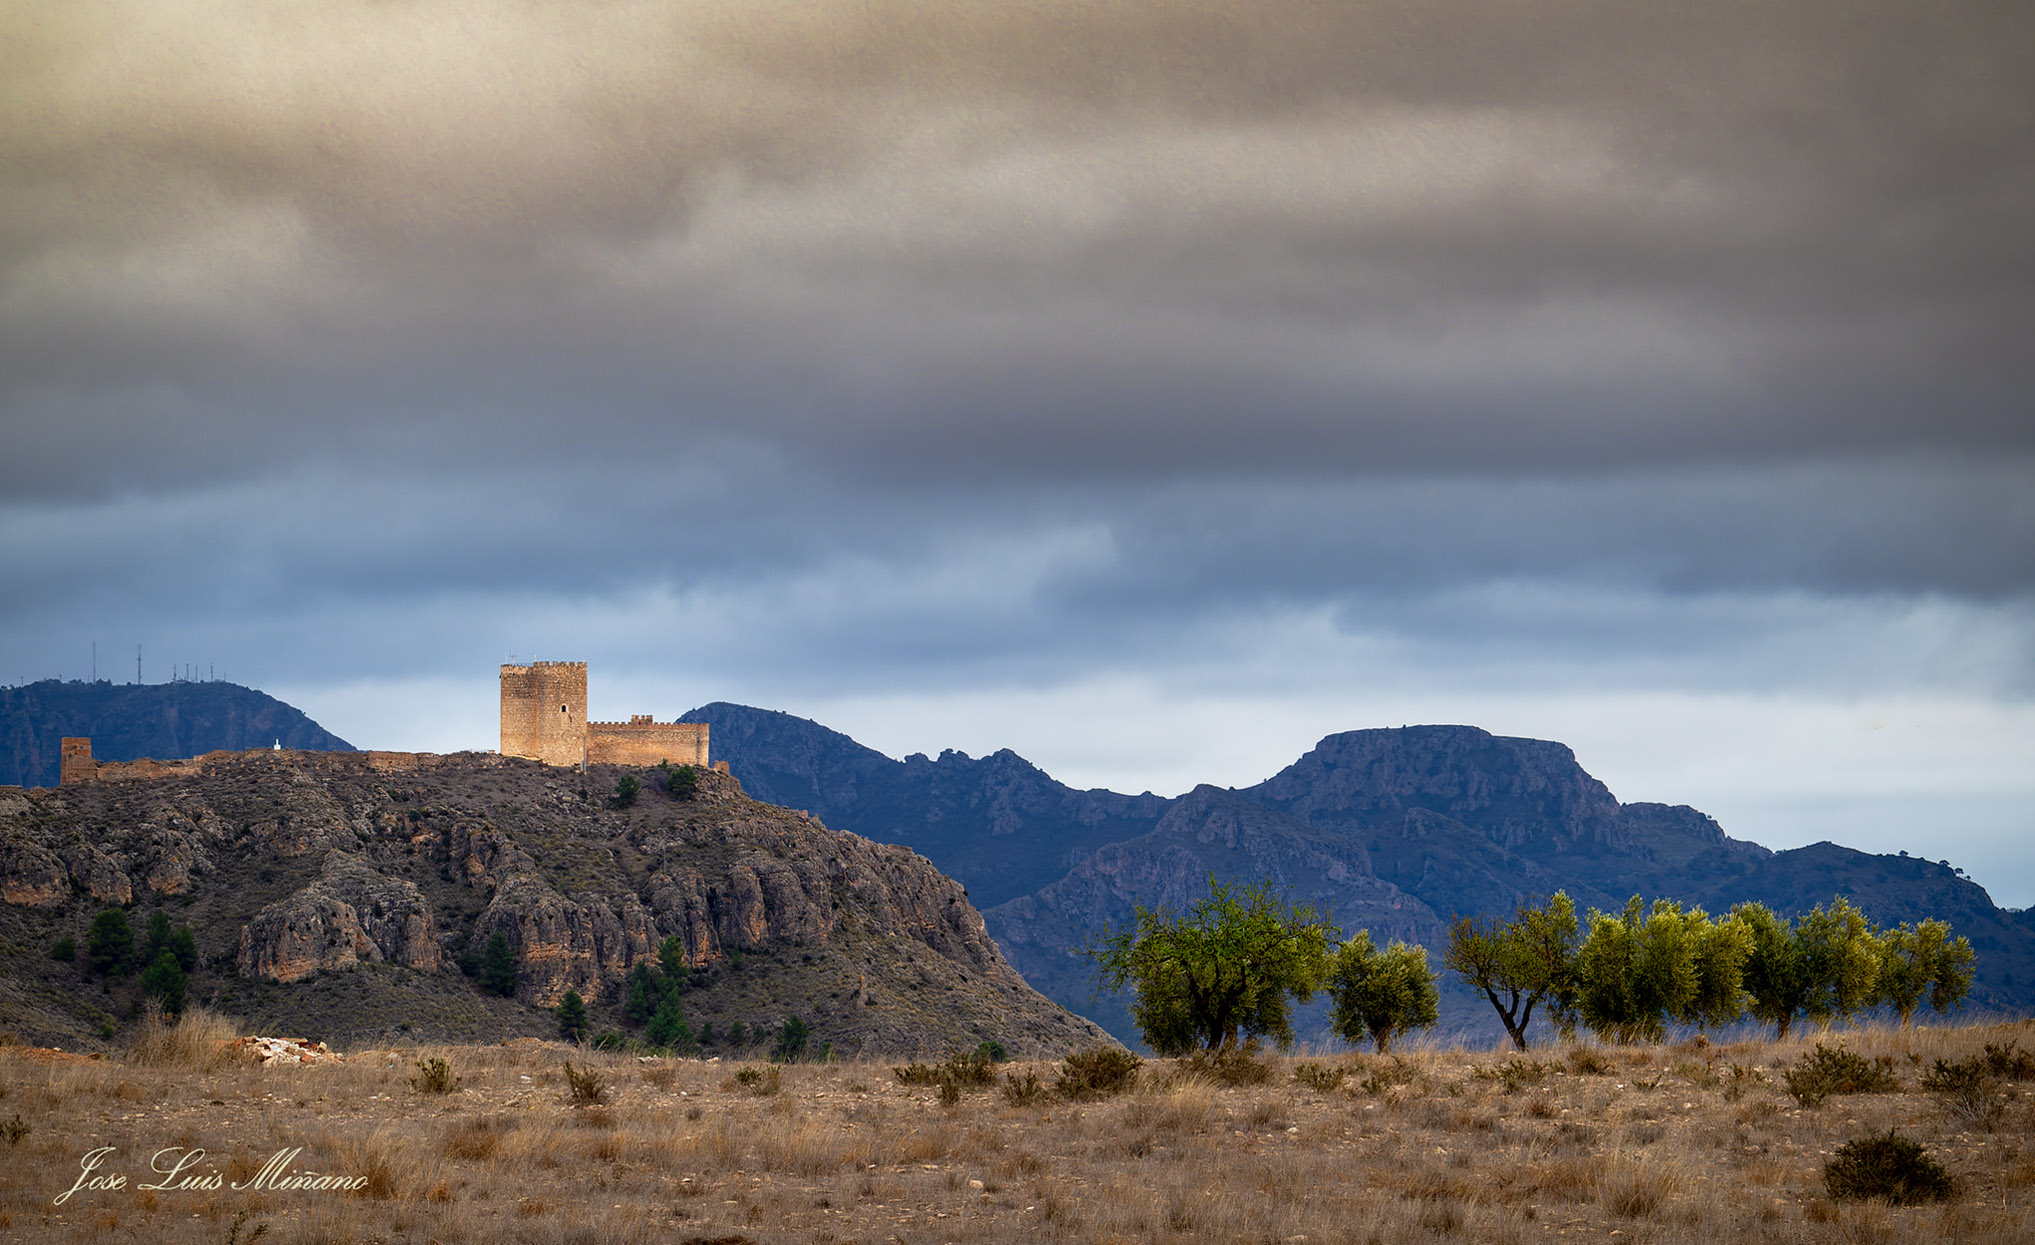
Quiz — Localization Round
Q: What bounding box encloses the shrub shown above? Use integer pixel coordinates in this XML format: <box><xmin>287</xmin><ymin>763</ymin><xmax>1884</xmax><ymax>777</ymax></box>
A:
<box><xmin>125</xmin><ymin>1005</ymin><xmax>239</xmax><ymax>1071</ymax></box>
<box><xmin>2</xmin><ymin>1114</ymin><xmax>28</xmax><ymax>1145</ymax></box>
<box><xmin>1921</xmin><ymin>1055</ymin><xmax>2009</xmax><ymax>1130</ymax></box>
<box><xmin>1824</xmin><ymin>1131</ymin><xmax>1956</xmax><ymax>1204</ymax></box>
<box><xmin>1783</xmin><ymin>1044</ymin><xmax>1898</xmax><ymax>1107</ymax></box>
<box><xmin>1474</xmin><ymin>1058</ymin><xmax>1551</xmax><ymax>1094</ymax></box>
<box><xmin>897</xmin><ymin>1047</ymin><xmax>998</xmax><ymax>1097</ymax></box>
<box><xmin>1055</xmin><ymin>1046</ymin><xmax>1143</xmax><ymax>1100</ymax></box>
<box><xmin>614</xmin><ymin>774</ymin><xmax>640</xmax><ymax>807</ymax></box>
<box><xmin>1181</xmin><ymin>1041</ymin><xmax>1273</xmax><ymax>1086</ymax></box>
<box><xmin>1001</xmin><ymin>1068</ymin><xmax>1052</xmax><ymax>1106</ymax></box>
<box><xmin>562</xmin><ymin>1061</ymin><xmax>609</xmax><ymax>1107</ymax></box>
<box><xmin>50</xmin><ymin>936</ymin><xmax>75</xmax><ymax>963</ymax></box>
<box><xmin>1358</xmin><ymin>1056</ymin><xmax>1419</xmax><ymax>1096</ymax></box>
<box><xmin>976</xmin><ymin>1039</ymin><xmax>1007</xmax><ymax>1063</ymax></box>
<box><xmin>1293</xmin><ymin>1062</ymin><xmax>1347</xmax><ymax>1091</ymax></box>
<box><xmin>734</xmin><ymin>1065</ymin><xmax>782</xmax><ymax>1096</ymax></box>
<box><xmin>1980</xmin><ymin>1040</ymin><xmax>2035</xmax><ymax>1081</ymax></box>
<box><xmin>666</xmin><ymin>765</ymin><xmax>698</xmax><ymax>799</ymax></box>
<box><xmin>411</xmin><ymin>1057</ymin><xmax>460</xmax><ymax>1094</ymax></box>
<box><xmin>1567</xmin><ymin>1047</ymin><xmax>1613</xmax><ymax>1076</ymax></box>
<box><xmin>771</xmin><ymin>1015</ymin><xmax>811</xmax><ymax>1063</ymax></box>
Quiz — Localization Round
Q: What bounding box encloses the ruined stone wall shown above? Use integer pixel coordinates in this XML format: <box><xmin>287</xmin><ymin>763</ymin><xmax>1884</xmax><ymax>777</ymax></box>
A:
<box><xmin>499</xmin><ymin>661</ymin><xmax>588</xmax><ymax>766</ymax></box>
<box><xmin>58</xmin><ymin>737</ymin><xmax>95</xmax><ymax>786</ymax></box>
<box><xmin>585</xmin><ymin>720</ymin><xmax>709</xmax><ymax>768</ymax></box>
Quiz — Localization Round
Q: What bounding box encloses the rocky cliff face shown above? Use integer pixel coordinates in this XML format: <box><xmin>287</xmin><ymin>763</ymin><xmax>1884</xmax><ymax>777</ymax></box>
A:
<box><xmin>0</xmin><ymin>750</ymin><xmax>1109</xmax><ymax>1055</ymax></box>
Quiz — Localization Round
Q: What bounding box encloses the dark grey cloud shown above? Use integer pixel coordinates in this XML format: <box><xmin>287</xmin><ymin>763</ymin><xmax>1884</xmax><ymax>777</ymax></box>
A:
<box><xmin>4</xmin><ymin>0</ymin><xmax>2032</xmax><ymax>504</ymax></box>
<box><xmin>3</xmin><ymin>3</ymin><xmax>2032</xmax><ymax>902</ymax></box>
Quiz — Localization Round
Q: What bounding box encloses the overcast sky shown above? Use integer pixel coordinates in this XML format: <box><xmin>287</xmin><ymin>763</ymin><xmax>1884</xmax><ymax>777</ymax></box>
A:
<box><xmin>5</xmin><ymin>1</ymin><xmax>2031</xmax><ymax>903</ymax></box>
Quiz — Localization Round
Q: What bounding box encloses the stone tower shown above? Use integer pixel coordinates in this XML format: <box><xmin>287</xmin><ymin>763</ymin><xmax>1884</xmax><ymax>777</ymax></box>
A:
<box><xmin>499</xmin><ymin>661</ymin><xmax>589</xmax><ymax>766</ymax></box>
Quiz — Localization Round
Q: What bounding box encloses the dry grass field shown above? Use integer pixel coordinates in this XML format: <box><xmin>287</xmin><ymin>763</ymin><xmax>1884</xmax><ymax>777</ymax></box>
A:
<box><xmin>0</xmin><ymin>1012</ymin><xmax>2030</xmax><ymax>1245</ymax></box>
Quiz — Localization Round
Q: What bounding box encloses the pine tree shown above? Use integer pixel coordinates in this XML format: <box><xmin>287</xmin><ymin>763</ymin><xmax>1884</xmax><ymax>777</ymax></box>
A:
<box><xmin>556</xmin><ymin>989</ymin><xmax>589</xmax><ymax>1042</ymax></box>
<box><xmin>478</xmin><ymin>932</ymin><xmax>517</xmax><ymax>997</ymax></box>
<box><xmin>87</xmin><ymin>909</ymin><xmax>134</xmax><ymax>978</ymax></box>
<box><xmin>139</xmin><ymin>950</ymin><xmax>187</xmax><ymax>1014</ymax></box>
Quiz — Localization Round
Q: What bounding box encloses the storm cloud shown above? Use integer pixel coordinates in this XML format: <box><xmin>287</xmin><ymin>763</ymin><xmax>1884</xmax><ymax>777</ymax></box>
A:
<box><xmin>3</xmin><ymin>2</ymin><xmax>2031</xmax><ymax>898</ymax></box>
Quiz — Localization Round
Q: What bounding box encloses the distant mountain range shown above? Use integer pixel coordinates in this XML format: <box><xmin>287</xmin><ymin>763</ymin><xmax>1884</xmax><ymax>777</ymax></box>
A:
<box><xmin>9</xmin><ymin>683</ymin><xmax>2023</xmax><ymax>1048</ymax></box>
<box><xmin>0</xmin><ymin>679</ymin><xmax>355</xmax><ymax>789</ymax></box>
<box><xmin>686</xmin><ymin>703</ymin><xmax>2035</xmax><ymax>1045</ymax></box>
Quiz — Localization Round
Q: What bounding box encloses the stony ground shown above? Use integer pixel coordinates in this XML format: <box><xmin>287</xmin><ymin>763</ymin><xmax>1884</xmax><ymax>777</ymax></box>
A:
<box><xmin>0</xmin><ymin>1016</ymin><xmax>2030</xmax><ymax>1244</ymax></box>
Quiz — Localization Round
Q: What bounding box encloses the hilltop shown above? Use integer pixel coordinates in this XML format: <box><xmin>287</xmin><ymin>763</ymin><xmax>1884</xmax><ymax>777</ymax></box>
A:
<box><xmin>0</xmin><ymin>749</ymin><xmax>1108</xmax><ymax>1056</ymax></box>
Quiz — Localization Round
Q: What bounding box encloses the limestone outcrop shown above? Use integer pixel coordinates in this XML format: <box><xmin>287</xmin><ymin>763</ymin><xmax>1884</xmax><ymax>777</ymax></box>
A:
<box><xmin>0</xmin><ymin>748</ymin><xmax>1108</xmax><ymax>1055</ymax></box>
<box><xmin>237</xmin><ymin>851</ymin><xmax>441</xmax><ymax>982</ymax></box>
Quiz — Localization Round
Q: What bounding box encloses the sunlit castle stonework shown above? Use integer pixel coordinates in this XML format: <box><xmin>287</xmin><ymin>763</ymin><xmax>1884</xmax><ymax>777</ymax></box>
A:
<box><xmin>498</xmin><ymin>661</ymin><xmax>709</xmax><ymax>769</ymax></box>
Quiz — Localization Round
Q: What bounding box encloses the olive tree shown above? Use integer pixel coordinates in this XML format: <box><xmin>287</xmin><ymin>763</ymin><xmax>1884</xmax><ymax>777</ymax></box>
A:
<box><xmin>1734</xmin><ymin>897</ymin><xmax>1882</xmax><ymax>1039</ymax></box>
<box><xmin>1327</xmin><ymin>933</ymin><xmax>1439</xmax><ymax>1053</ymax></box>
<box><xmin>1091</xmin><ymin>876</ymin><xmax>1334</xmax><ymax>1055</ymax></box>
<box><xmin>1876</xmin><ymin>919</ymin><xmax>1976</xmax><ymax>1026</ymax></box>
<box><xmin>1572</xmin><ymin>898</ymin><xmax>1747</xmax><ymax>1043</ymax></box>
<box><xmin>1444</xmin><ymin>893</ymin><xmax>1578</xmax><ymax>1050</ymax></box>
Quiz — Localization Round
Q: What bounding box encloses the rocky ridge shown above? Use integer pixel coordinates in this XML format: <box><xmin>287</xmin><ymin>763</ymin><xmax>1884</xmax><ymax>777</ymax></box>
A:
<box><xmin>0</xmin><ymin>749</ymin><xmax>1109</xmax><ymax>1056</ymax></box>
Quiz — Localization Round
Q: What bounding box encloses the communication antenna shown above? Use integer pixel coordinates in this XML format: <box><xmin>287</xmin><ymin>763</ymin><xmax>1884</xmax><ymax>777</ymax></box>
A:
<box><xmin>91</xmin><ymin>640</ymin><xmax>96</xmax><ymax>682</ymax></box>
<box><xmin>136</xmin><ymin>645</ymin><xmax>142</xmax><ymax>685</ymax></box>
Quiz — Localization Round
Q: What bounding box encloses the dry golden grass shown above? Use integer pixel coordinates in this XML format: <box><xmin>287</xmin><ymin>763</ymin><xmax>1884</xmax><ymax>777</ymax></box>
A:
<box><xmin>0</xmin><ymin>1020</ymin><xmax>2031</xmax><ymax>1242</ymax></box>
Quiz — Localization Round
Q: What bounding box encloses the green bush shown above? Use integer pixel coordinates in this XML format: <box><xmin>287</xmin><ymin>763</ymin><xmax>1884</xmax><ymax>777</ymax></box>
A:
<box><xmin>1001</xmin><ymin>1068</ymin><xmax>1052</xmax><ymax>1106</ymax></box>
<box><xmin>1921</xmin><ymin>1054</ymin><xmax>2009</xmax><ymax>1130</ymax></box>
<box><xmin>562</xmin><ymin>1061</ymin><xmax>609</xmax><ymax>1107</ymax></box>
<box><xmin>410</xmin><ymin>1057</ymin><xmax>460</xmax><ymax>1094</ymax></box>
<box><xmin>666</xmin><ymin>765</ymin><xmax>698</xmax><ymax>799</ymax></box>
<box><xmin>1181</xmin><ymin>1041</ymin><xmax>1273</xmax><ymax>1086</ymax></box>
<box><xmin>734</xmin><ymin>1065</ymin><xmax>782</xmax><ymax>1096</ymax></box>
<box><xmin>1784</xmin><ymin>1043</ymin><xmax>1899</xmax><ymax>1107</ymax></box>
<box><xmin>1823</xmin><ymin>1131</ymin><xmax>1955</xmax><ymax>1204</ymax></box>
<box><xmin>1055</xmin><ymin>1046</ymin><xmax>1142</xmax><ymax>1100</ymax></box>
<box><xmin>613</xmin><ymin>774</ymin><xmax>640</xmax><ymax>807</ymax></box>
<box><xmin>1293</xmin><ymin>1061</ymin><xmax>1347</xmax><ymax>1091</ymax></box>
<box><xmin>895</xmin><ymin>1048</ymin><xmax>997</xmax><ymax>1094</ymax></box>
<box><xmin>1980</xmin><ymin>1040</ymin><xmax>2035</xmax><ymax>1081</ymax></box>
<box><xmin>50</xmin><ymin>936</ymin><xmax>75</xmax><ymax>963</ymax></box>
<box><xmin>771</xmin><ymin>1016</ymin><xmax>811</xmax><ymax>1063</ymax></box>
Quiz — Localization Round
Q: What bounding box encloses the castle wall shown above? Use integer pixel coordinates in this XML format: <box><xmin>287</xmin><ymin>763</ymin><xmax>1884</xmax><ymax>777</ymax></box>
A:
<box><xmin>500</xmin><ymin>662</ymin><xmax>588</xmax><ymax>766</ymax></box>
<box><xmin>585</xmin><ymin>720</ymin><xmax>709</xmax><ymax>768</ymax></box>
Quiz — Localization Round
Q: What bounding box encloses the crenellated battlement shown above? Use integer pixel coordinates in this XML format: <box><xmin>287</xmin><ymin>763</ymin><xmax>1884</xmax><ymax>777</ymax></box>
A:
<box><xmin>500</xmin><ymin>663</ymin><xmax>709</xmax><ymax>769</ymax></box>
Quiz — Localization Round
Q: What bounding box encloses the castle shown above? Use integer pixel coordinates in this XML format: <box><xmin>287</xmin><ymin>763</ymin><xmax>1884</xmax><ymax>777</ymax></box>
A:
<box><xmin>499</xmin><ymin>661</ymin><xmax>710</xmax><ymax>769</ymax></box>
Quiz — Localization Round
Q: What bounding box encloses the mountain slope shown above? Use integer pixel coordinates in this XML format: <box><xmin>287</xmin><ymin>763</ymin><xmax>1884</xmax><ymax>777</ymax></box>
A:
<box><xmin>987</xmin><ymin>725</ymin><xmax>2032</xmax><ymax>1044</ymax></box>
<box><xmin>683</xmin><ymin>702</ymin><xmax>1169</xmax><ymax>907</ymax></box>
<box><xmin>0</xmin><ymin>750</ymin><xmax>1109</xmax><ymax>1056</ymax></box>
<box><xmin>0</xmin><ymin>679</ymin><xmax>354</xmax><ymax>789</ymax></box>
